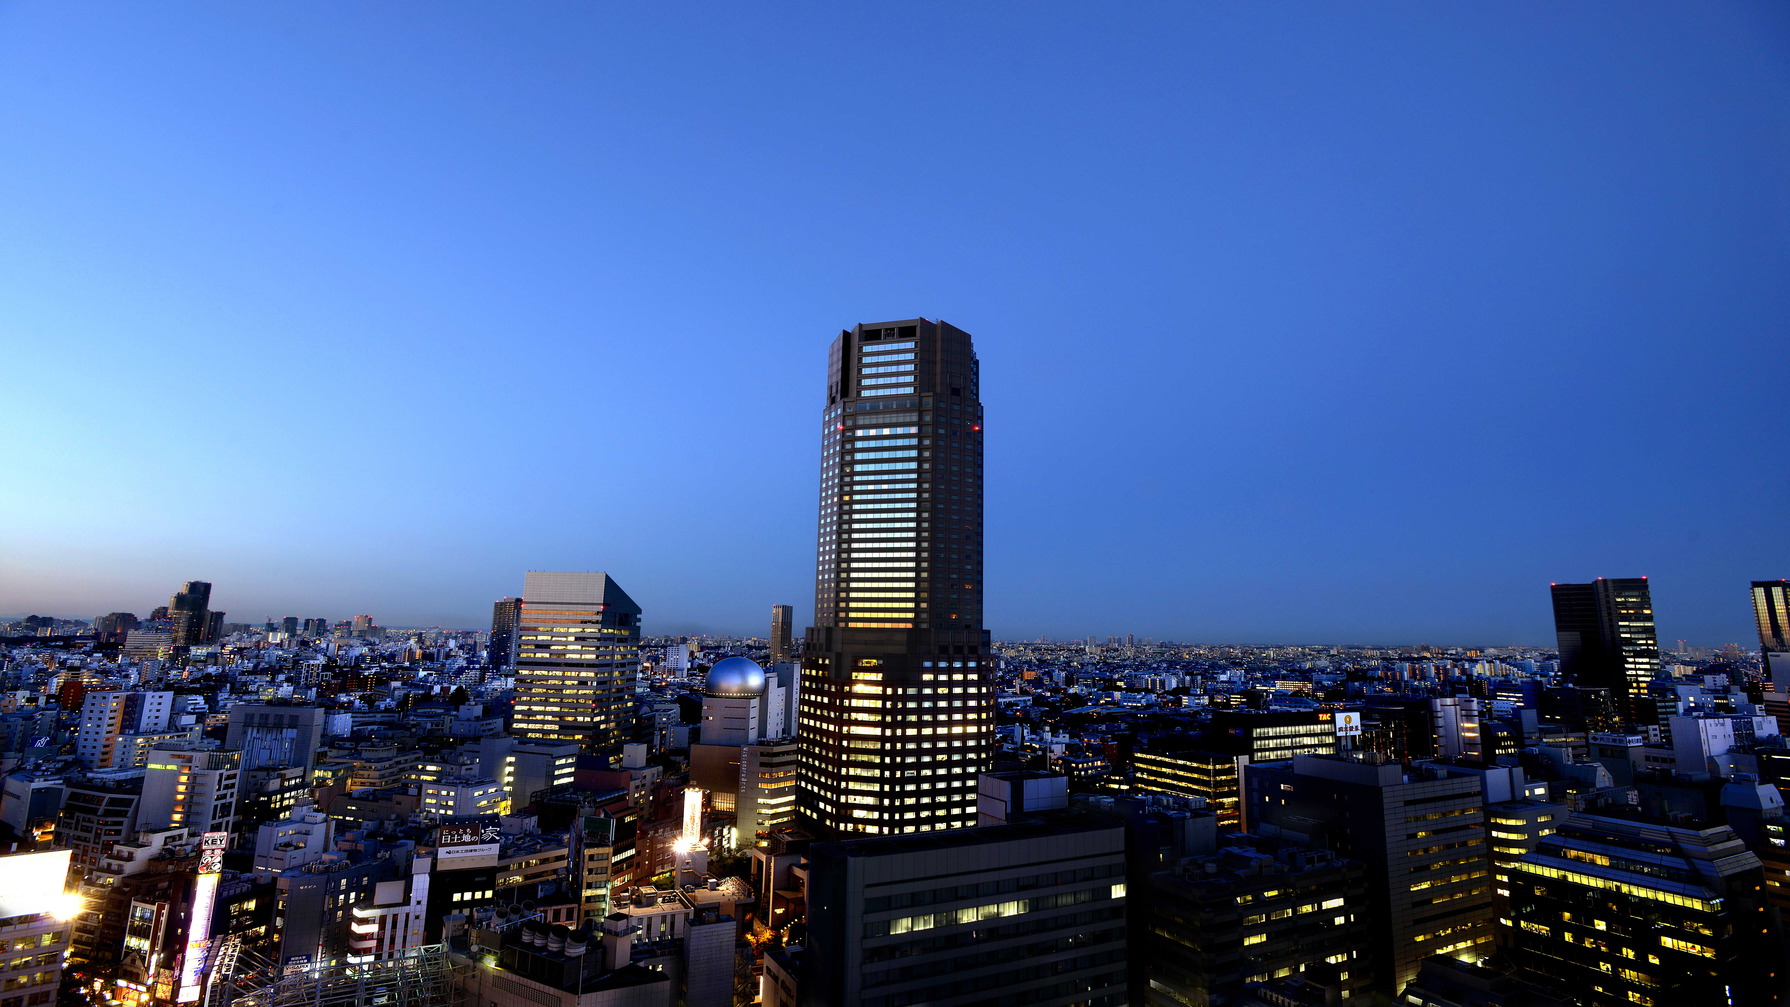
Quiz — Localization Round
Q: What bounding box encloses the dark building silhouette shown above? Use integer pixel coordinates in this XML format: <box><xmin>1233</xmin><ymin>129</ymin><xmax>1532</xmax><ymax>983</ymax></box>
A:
<box><xmin>490</xmin><ymin>596</ymin><xmax>522</xmax><ymax>672</ymax></box>
<box><xmin>94</xmin><ymin>612</ymin><xmax>139</xmax><ymax>644</ymax></box>
<box><xmin>1507</xmin><ymin>810</ymin><xmax>1782</xmax><ymax>1006</ymax></box>
<box><xmin>769</xmin><ymin>603</ymin><xmax>793</xmax><ymax>664</ymax></box>
<box><xmin>167</xmin><ymin>580</ymin><xmax>222</xmax><ymax>647</ymax></box>
<box><xmin>1551</xmin><ymin>578</ymin><xmax>1659</xmax><ymax>725</ymax></box>
<box><xmin>1245</xmin><ymin>755</ymin><xmax>1499</xmax><ymax>995</ymax></box>
<box><xmin>800</xmin><ymin>806</ymin><xmax>1127</xmax><ymax>1006</ymax></box>
<box><xmin>798</xmin><ymin>319</ymin><xmax>990</xmax><ymax>837</ymax></box>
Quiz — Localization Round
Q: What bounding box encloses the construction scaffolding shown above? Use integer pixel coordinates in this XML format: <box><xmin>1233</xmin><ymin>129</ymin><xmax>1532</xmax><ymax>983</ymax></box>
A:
<box><xmin>203</xmin><ymin>941</ymin><xmax>461</xmax><ymax>1007</ymax></box>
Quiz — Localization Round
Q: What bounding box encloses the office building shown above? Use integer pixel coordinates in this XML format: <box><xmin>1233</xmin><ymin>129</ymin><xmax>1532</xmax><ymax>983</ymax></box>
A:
<box><xmin>224</xmin><ymin>702</ymin><xmax>326</xmax><ymax>773</ymax></box>
<box><xmin>490</xmin><ymin>596</ymin><xmax>522</xmax><ymax>673</ymax></box>
<box><xmin>167</xmin><ymin>580</ymin><xmax>221</xmax><ymax>648</ymax></box>
<box><xmin>1134</xmin><ymin>711</ymin><xmax>1339</xmax><ymax>828</ymax></box>
<box><xmin>800</xmin><ymin>803</ymin><xmax>1128</xmax><ymax>1006</ymax></box>
<box><xmin>94</xmin><ymin>612</ymin><xmax>139</xmax><ymax>644</ymax></box>
<box><xmin>511</xmin><ymin>571</ymin><xmax>641</xmax><ymax>754</ymax></box>
<box><xmin>737</xmin><ymin>741</ymin><xmax>799</xmax><ymax>844</ymax></box>
<box><xmin>1507</xmin><ymin>811</ymin><xmax>1780</xmax><ymax>1006</ymax></box>
<box><xmin>418</xmin><ymin>776</ymin><xmax>505</xmax><ymax>819</ymax></box>
<box><xmin>1754</xmin><ymin>580</ymin><xmax>1790</xmax><ymax>654</ymax></box>
<box><xmin>798</xmin><ymin>319</ymin><xmax>992</xmax><ymax>836</ymax></box>
<box><xmin>1551</xmin><ymin>578</ymin><xmax>1661</xmax><ymax>724</ymax></box>
<box><xmin>139</xmin><ymin>743</ymin><xmax>240</xmax><ymax>836</ymax></box>
<box><xmin>770</xmin><ymin>604</ymin><xmax>794</xmax><ymax>663</ymax></box>
<box><xmin>57</xmin><ymin>774</ymin><xmax>142</xmax><ymax>879</ymax></box>
<box><xmin>474</xmin><ymin>738</ymin><xmax>580</xmax><ymax>812</ymax></box>
<box><xmin>76</xmin><ymin>691</ymin><xmax>174</xmax><ymax>769</ymax></box>
<box><xmin>1246</xmin><ymin>754</ymin><xmax>1497</xmax><ymax>994</ymax></box>
<box><xmin>1431</xmin><ymin>695</ymin><xmax>1485</xmax><ymax>761</ymax></box>
<box><xmin>1142</xmin><ymin>840</ymin><xmax>1371</xmax><ymax>1005</ymax></box>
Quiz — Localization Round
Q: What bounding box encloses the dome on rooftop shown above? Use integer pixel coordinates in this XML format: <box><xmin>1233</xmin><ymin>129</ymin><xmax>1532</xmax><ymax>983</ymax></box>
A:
<box><xmin>704</xmin><ymin>656</ymin><xmax>766</xmax><ymax>697</ymax></box>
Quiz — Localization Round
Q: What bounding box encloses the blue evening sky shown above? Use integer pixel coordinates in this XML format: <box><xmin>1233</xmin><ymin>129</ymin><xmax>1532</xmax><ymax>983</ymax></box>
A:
<box><xmin>2</xmin><ymin>3</ymin><xmax>1786</xmax><ymax>645</ymax></box>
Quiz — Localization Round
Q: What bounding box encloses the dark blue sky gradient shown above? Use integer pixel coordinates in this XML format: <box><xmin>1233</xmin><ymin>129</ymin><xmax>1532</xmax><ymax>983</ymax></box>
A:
<box><xmin>2</xmin><ymin>3</ymin><xmax>1786</xmax><ymax>644</ymax></box>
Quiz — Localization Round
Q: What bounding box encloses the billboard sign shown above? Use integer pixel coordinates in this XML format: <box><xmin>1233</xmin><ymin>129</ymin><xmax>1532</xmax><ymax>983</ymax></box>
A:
<box><xmin>198</xmin><ymin>831</ymin><xmax>228</xmax><ymax>873</ymax></box>
<box><xmin>1335</xmin><ymin>711</ymin><xmax>1362</xmax><ymax>737</ymax></box>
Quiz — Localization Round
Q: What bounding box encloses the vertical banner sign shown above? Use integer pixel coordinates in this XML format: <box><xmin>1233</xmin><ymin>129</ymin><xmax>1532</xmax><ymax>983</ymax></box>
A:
<box><xmin>177</xmin><ymin>832</ymin><xmax>230</xmax><ymax>1003</ymax></box>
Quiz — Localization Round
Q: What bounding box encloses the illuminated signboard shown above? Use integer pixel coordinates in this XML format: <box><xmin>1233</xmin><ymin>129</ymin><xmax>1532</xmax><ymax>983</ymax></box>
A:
<box><xmin>438</xmin><ymin>820</ymin><xmax>499</xmax><ymax>846</ymax></box>
<box><xmin>0</xmin><ymin>849</ymin><xmax>73</xmax><ymax>920</ymax></box>
<box><xmin>437</xmin><ymin>819</ymin><xmax>501</xmax><ymax>863</ymax></box>
<box><xmin>198</xmin><ymin>831</ymin><xmax>228</xmax><ymax>873</ymax></box>
<box><xmin>1335</xmin><ymin>711</ymin><xmax>1362</xmax><ymax>737</ymax></box>
<box><xmin>177</xmin><ymin>833</ymin><xmax>229</xmax><ymax>1003</ymax></box>
<box><xmin>176</xmin><ymin>872</ymin><xmax>218</xmax><ymax>1002</ymax></box>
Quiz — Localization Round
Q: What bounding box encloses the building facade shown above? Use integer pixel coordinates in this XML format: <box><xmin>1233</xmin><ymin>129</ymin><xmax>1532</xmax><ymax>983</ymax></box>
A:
<box><xmin>770</xmin><ymin>605</ymin><xmax>793</xmax><ymax>664</ymax></box>
<box><xmin>801</xmin><ymin>811</ymin><xmax>1127</xmax><ymax>1007</ymax></box>
<box><xmin>1551</xmin><ymin>578</ymin><xmax>1660</xmax><ymax>724</ymax></box>
<box><xmin>1246</xmin><ymin>754</ymin><xmax>1497</xmax><ymax>994</ymax></box>
<box><xmin>798</xmin><ymin>319</ymin><xmax>992</xmax><ymax>837</ymax></box>
<box><xmin>1507</xmin><ymin>811</ymin><xmax>1782</xmax><ymax>1006</ymax></box>
<box><xmin>512</xmin><ymin>572</ymin><xmax>641</xmax><ymax>754</ymax></box>
<box><xmin>1753</xmin><ymin>580</ymin><xmax>1789</xmax><ymax>654</ymax></box>
<box><xmin>491</xmin><ymin>596</ymin><xmax>522</xmax><ymax>673</ymax></box>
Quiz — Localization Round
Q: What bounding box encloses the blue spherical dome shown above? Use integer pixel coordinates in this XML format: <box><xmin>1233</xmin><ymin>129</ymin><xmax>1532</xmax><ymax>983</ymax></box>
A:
<box><xmin>704</xmin><ymin>656</ymin><xmax>767</xmax><ymax>696</ymax></box>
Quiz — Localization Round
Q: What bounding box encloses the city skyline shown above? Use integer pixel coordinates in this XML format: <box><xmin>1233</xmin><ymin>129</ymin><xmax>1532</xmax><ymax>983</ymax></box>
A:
<box><xmin>3</xmin><ymin>5</ymin><xmax>1786</xmax><ymax>645</ymax></box>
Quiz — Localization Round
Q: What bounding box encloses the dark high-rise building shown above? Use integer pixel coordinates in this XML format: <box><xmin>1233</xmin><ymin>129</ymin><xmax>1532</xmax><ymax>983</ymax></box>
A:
<box><xmin>1245</xmin><ymin>755</ymin><xmax>1498</xmax><ymax>995</ymax></box>
<box><xmin>1142</xmin><ymin>840</ymin><xmax>1372</xmax><ymax>1005</ymax></box>
<box><xmin>94</xmin><ymin>612</ymin><xmax>139</xmax><ymax>644</ymax></box>
<box><xmin>1507</xmin><ymin>811</ymin><xmax>1781</xmax><ymax>1006</ymax></box>
<box><xmin>769</xmin><ymin>603</ymin><xmax>793</xmax><ymax>664</ymax></box>
<box><xmin>490</xmin><ymin>596</ymin><xmax>522</xmax><ymax>672</ymax></box>
<box><xmin>1551</xmin><ymin>578</ymin><xmax>1660</xmax><ymax>723</ymax></box>
<box><xmin>1754</xmin><ymin>580</ymin><xmax>1790</xmax><ymax>654</ymax></box>
<box><xmin>798</xmin><ymin>319</ymin><xmax>991</xmax><ymax>837</ymax></box>
<box><xmin>280</xmin><ymin>616</ymin><xmax>299</xmax><ymax>636</ymax></box>
<box><xmin>1133</xmin><ymin>710</ymin><xmax>1340</xmax><ymax>828</ymax></box>
<box><xmin>167</xmin><ymin>580</ymin><xmax>221</xmax><ymax>647</ymax></box>
<box><xmin>512</xmin><ymin>572</ymin><xmax>640</xmax><ymax>753</ymax></box>
<box><xmin>800</xmin><ymin>807</ymin><xmax>1128</xmax><ymax>1006</ymax></box>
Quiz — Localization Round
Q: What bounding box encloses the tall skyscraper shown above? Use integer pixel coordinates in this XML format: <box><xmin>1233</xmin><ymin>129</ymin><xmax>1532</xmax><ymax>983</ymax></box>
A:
<box><xmin>511</xmin><ymin>571</ymin><xmax>641</xmax><ymax>754</ymax></box>
<box><xmin>769</xmin><ymin>603</ymin><xmax>793</xmax><ymax>664</ymax></box>
<box><xmin>167</xmin><ymin>580</ymin><xmax>220</xmax><ymax>647</ymax></box>
<box><xmin>1550</xmin><ymin>577</ymin><xmax>1660</xmax><ymax>722</ymax></box>
<box><xmin>1754</xmin><ymin>580</ymin><xmax>1790</xmax><ymax>654</ymax></box>
<box><xmin>797</xmin><ymin>319</ymin><xmax>991</xmax><ymax>837</ymax></box>
<box><xmin>490</xmin><ymin>596</ymin><xmax>522</xmax><ymax>672</ymax></box>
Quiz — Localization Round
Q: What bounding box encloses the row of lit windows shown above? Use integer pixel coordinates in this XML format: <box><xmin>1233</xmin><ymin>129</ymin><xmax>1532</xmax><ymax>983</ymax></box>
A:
<box><xmin>1511</xmin><ymin>861</ymin><xmax>1719</xmax><ymax>910</ymax></box>
<box><xmin>869</xmin><ymin>885</ymin><xmax>1126</xmax><ymax>937</ymax></box>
